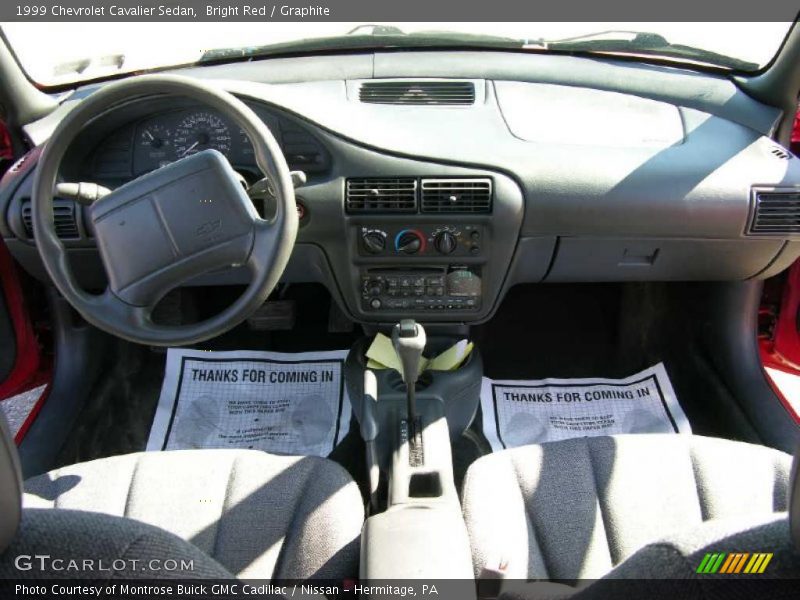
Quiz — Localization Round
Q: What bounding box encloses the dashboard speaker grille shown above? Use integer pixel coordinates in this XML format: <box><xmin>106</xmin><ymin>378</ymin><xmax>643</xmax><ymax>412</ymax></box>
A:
<box><xmin>421</xmin><ymin>178</ymin><xmax>492</xmax><ymax>213</ymax></box>
<box><xmin>346</xmin><ymin>178</ymin><xmax>418</xmax><ymax>213</ymax></box>
<box><xmin>22</xmin><ymin>200</ymin><xmax>80</xmax><ymax>239</ymax></box>
<box><xmin>750</xmin><ymin>190</ymin><xmax>800</xmax><ymax>234</ymax></box>
<box><xmin>359</xmin><ymin>81</ymin><xmax>475</xmax><ymax>105</ymax></box>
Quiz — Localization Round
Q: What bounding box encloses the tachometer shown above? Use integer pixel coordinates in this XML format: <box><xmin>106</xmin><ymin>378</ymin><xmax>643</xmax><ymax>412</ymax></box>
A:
<box><xmin>174</xmin><ymin>112</ymin><xmax>232</xmax><ymax>158</ymax></box>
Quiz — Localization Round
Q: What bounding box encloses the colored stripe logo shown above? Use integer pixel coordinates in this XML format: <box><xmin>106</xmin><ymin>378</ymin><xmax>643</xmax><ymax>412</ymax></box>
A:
<box><xmin>696</xmin><ymin>552</ymin><xmax>773</xmax><ymax>574</ymax></box>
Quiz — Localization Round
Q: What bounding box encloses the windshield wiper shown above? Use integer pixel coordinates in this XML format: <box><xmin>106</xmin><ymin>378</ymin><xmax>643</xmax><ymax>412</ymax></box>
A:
<box><xmin>543</xmin><ymin>30</ymin><xmax>757</xmax><ymax>71</ymax></box>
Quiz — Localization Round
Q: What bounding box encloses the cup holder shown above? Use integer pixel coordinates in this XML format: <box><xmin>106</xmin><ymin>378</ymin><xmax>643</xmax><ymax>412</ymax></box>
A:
<box><xmin>408</xmin><ymin>472</ymin><xmax>443</xmax><ymax>498</ymax></box>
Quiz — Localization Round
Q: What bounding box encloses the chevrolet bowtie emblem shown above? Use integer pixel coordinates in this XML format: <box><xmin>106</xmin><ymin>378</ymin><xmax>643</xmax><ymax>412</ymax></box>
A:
<box><xmin>196</xmin><ymin>219</ymin><xmax>222</xmax><ymax>236</ymax></box>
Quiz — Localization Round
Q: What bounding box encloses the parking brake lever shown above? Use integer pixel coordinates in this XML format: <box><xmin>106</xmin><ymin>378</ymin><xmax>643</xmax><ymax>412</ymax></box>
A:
<box><xmin>391</xmin><ymin>319</ymin><xmax>426</xmax><ymax>464</ymax></box>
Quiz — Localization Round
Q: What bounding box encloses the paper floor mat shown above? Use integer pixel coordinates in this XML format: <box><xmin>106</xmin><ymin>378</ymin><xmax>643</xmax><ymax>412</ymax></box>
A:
<box><xmin>480</xmin><ymin>363</ymin><xmax>690</xmax><ymax>451</ymax></box>
<box><xmin>147</xmin><ymin>348</ymin><xmax>351</xmax><ymax>457</ymax></box>
<box><xmin>0</xmin><ymin>384</ymin><xmax>47</xmax><ymax>442</ymax></box>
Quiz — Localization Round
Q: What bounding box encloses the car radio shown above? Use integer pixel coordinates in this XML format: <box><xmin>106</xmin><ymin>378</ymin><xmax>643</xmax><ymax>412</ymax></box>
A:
<box><xmin>360</xmin><ymin>266</ymin><xmax>482</xmax><ymax>312</ymax></box>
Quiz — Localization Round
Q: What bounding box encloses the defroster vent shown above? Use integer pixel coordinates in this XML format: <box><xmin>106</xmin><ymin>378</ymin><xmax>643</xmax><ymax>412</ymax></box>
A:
<box><xmin>359</xmin><ymin>81</ymin><xmax>475</xmax><ymax>105</ymax></box>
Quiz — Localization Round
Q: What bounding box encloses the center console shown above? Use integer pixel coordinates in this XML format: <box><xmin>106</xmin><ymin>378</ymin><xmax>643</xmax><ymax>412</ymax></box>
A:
<box><xmin>356</xmin><ymin>222</ymin><xmax>485</xmax><ymax>314</ymax></box>
<box><xmin>350</xmin><ymin>322</ymin><xmax>479</xmax><ymax>586</ymax></box>
<box><xmin>339</xmin><ymin>171</ymin><xmax>525</xmax><ymax>324</ymax></box>
<box><xmin>359</xmin><ymin>399</ymin><xmax>476</xmax><ymax>584</ymax></box>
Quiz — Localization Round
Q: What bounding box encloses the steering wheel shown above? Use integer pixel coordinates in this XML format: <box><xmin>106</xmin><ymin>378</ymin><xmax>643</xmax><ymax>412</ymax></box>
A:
<box><xmin>31</xmin><ymin>75</ymin><xmax>298</xmax><ymax>346</ymax></box>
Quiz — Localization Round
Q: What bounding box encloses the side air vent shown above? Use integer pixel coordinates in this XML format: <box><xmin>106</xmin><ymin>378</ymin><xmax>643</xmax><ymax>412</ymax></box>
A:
<box><xmin>750</xmin><ymin>189</ymin><xmax>800</xmax><ymax>234</ymax></box>
<box><xmin>359</xmin><ymin>81</ymin><xmax>475</xmax><ymax>106</ymax></box>
<box><xmin>420</xmin><ymin>178</ymin><xmax>492</xmax><ymax>213</ymax></box>
<box><xmin>21</xmin><ymin>200</ymin><xmax>80</xmax><ymax>239</ymax></box>
<box><xmin>346</xmin><ymin>178</ymin><xmax>418</xmax><ymax>213</ymax></box>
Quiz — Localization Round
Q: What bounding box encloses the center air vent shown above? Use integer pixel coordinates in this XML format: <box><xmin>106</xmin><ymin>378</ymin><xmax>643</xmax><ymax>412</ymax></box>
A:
<box><xmin>346</xmin><ymin>178</ymin><xmax>418</xmax><ymax>213</ymax></box>
<box><xmin>21</xmin><ymin>200</ymin><xmax>80</xmax><ymax>239</ymax></box>
<box><xmin>749</xmin><ymin>189</ymin><xmax>800</xmax><ymax>234</ymax></box>
<box><xmin>359</xmin><ymin>81</ymin><xmax>475</xmax><ymax>106</ymax></box>
<box><xmin>421</xmin><ymin>179</ymin><xmax>492</xmax><ymax>213</ymax></box>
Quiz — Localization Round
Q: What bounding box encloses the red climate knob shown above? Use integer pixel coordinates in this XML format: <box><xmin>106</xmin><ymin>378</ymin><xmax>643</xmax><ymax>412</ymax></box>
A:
<box><xmin>395</xmin><ymin>230</ymin><xmax>425</xmax><ymax>254</ymax></box>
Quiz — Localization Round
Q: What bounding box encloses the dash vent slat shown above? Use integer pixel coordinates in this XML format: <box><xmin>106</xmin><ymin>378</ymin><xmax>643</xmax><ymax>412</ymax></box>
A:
<box><xmin>750</xmin><ymin>190</ymin><xmax>800</xmax><ymax>234</ymax></box>
<box><xmin>359</xmin><ymin>81</ymin><xmax>475</xmax><ymax>106</ymax></box>
<box><xmin>346</xmin><ymin>178</ymin><xmax>418</xmax><ymax>213</ymax></box>
<box><xmin>21</xmin><ymin>200</ymin><xmax>80</xmax><ymax>239</ymax></box>
<box><xmin>420</xmin><ymin>178</ymin><xmax>492</xmax><ymax>213</ymax></box>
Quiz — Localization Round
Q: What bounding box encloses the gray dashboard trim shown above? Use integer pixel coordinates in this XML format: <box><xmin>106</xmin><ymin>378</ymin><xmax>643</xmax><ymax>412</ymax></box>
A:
<box><xmin>205</xmin><ymin>78</ymin><xmax>800</xmax><ymax>242</ymax></box>
<box><xmin>178</xmin><ymin>51</ymin><xmax>780</xmax><ymax>134</ymax></box>
<box><xmin>26</xmin><ymin>75</ymin><xmax>797</xmax><ymax>241</ymax></box>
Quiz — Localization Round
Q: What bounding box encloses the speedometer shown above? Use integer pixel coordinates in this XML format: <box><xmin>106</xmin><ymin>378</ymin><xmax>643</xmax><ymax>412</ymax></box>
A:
<box><xmin>173</xmin><ymin>112</ymin><xmax>232</xmax><ymax>158</ymax></box>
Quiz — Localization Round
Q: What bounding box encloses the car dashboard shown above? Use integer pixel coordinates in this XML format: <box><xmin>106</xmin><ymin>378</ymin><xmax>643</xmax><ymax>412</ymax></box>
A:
<box><xmin>2</xmin><ymin>50</ymin><xmax>800</xmax><ymax>325</ymax></box>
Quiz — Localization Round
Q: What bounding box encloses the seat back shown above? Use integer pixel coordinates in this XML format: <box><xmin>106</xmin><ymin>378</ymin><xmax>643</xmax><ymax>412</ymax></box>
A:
<box><xmin>0</xmin><ymin>413</ymin><xmax>21</xmax><ymax>553</ymax></box>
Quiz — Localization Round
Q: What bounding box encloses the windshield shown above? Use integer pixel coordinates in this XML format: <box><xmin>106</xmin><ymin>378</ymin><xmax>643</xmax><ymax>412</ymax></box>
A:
<box><xmin>1</xmin><ymin>22</ymin><xmax>793</xmax><ymax>87</ymax></box>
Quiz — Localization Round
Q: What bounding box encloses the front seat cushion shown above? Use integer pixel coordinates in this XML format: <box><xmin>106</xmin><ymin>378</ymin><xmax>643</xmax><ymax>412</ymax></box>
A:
<box><xmin>462</xmin><ymin>434</ymin><xmax>792</xmax><ymax>580</ymax></box>
<box><xmin>23</xmin><ymin>449</ymin><xmax>364</xmax><ymax>580</ymax></box>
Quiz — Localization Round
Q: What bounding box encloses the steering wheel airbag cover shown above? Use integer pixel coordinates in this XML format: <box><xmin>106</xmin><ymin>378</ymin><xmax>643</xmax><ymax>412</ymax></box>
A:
<box><xmin>91</xmin><ymin>149</ymin><xmax>256</xmax><ymax>306</ymax></box>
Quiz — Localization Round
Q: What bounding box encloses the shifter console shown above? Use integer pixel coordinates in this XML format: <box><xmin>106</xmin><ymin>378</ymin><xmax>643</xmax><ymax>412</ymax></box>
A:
<box><xmin>391</xmin><ymin>319</ymin><xmax>426</xmax><ymax>466</ymax></box>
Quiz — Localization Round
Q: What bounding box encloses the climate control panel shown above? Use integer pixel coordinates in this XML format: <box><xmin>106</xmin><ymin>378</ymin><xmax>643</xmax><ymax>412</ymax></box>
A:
<box><xmin>358</xmin><ymin>224</ymin><xmax>484</xmax><ymax>257</ymax></box>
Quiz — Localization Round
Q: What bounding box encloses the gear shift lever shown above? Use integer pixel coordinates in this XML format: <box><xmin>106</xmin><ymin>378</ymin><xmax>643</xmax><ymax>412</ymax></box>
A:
<box><xmin>391</xmin><ymin>319</ymin><xmax>426</xmax><ymax>423</ymax></box>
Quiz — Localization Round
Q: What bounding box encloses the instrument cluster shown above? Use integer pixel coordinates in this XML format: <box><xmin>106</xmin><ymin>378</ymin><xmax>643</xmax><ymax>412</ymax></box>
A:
<box><xmin>133</xmin><ymin>110</ymin><xmax>247</xmax><ymax>174</ymax></box>
<box><xmin>90</xmin><ymin>105</ymin><xmax>329</xmax><ymax>181</ymax></box>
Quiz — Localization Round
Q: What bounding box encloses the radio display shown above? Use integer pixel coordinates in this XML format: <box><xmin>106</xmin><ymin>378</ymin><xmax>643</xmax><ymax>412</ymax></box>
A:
<box><xmin>446</xmin><ymin>267</ymin><xmax>481</xmax><ymax>297</ymax></box>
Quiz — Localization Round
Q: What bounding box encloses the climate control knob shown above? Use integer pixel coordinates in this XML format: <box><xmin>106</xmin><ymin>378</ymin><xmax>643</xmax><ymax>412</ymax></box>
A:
<box><xmin>395</xmin><ymin>230</ymin><xmax>424</xmax><ymax>255</ymax></box>
<box><xmin>362</xmin><ymin>231</ymin><xmax>386</xmax><ymax>254</ymax></box>
<box><xmin>434</xmin><ymin>231</ymin><xmax>457</xmax><ymax>255</ymax></box>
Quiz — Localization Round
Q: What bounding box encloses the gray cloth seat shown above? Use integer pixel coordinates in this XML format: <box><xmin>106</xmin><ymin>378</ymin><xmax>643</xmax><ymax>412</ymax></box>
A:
<box><xmin>19</xmin><ymin>449</ymin><xmax>364</xmax><ymax>579</ymax></box>
<box><xmin>497</xmin><ymin>518</ymin><xmax>800</xmax><ymax>600</ymax></box>
<box><xmin>3</xmin><ymin>508</ymin><xmax>235</xmax><ymax>579</ymax></box>
<box><xmin>462</xmin><ymin>434</ymin><xmax>797</xmax><ymax>581</ymax></box>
